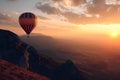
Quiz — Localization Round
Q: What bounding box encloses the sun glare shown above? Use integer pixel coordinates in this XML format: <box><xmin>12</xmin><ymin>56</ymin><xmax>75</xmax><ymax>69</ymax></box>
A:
<box><xmin>110</xmin><ymin>31</ymin><xmax>119</xmax><ymax>38</ymax></box>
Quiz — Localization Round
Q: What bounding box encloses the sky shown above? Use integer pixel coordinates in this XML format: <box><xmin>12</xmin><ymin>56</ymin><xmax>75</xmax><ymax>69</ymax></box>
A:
<box><xmin>0</xmin><ymin>0</ymin><xmax>120</xmax><ymax>39</ymax></box>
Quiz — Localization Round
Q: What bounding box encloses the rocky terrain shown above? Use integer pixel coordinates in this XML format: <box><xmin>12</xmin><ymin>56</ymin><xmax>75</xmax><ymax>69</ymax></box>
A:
<box><xmin>0</xmin><ymin>29</ymin><xmax>85</xmax><ymax>80</ymax></box>
<box><xmin>0</xmin><ymin>60</ymin><xmax>49</xmax><ymax>80</ymax></box>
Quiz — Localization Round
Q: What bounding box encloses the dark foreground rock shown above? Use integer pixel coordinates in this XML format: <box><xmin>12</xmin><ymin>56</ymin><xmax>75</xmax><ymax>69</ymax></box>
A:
<box><xmin>53</xmin><ymin>60</ymin><xmax>85</xmax><ymax>80</ymax></box>
<box><xmin>0</xmin><ymin>29</ymin><xmax>85</xmax><ymax>80</ymax></box>
<box><xmin>0</xmin><ymin>60</ymin><xmax>49</xmax><ymax>80</ymax></box>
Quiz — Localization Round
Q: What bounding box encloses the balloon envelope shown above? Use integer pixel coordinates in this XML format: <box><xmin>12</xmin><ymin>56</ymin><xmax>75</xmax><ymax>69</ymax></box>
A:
<box><xmin>19</xmin><ymin>12</ymin><xmax>37</xmax><ymax>37</ymax></box>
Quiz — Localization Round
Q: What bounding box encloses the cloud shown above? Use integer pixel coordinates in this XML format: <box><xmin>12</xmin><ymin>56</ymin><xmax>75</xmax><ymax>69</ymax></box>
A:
<box><xmin>62</xmin><ymin>12</ymin><xmax>100</xmax><ymax>24</ymax></box>
<box><xmin>87</xmin><ymin>0</ymin><xmax>106</xmax><ymax>14</ymax></box>
<box><xmin>51</xmin><ymin>0</ymin><xmax>86</xmax><ymax>6</ymax></box>
<box><xmin>86</xmin><ymin>0</ymin><xmax>120</xmax><ymax>23</ymax></box>
<box><xmin>36</xmin><ymin>0</ymin><xmax>120</xmax><ymax>24</ymax></box>
<box><xmin>7</xmin><ymin>0</ymin><xmax>16</xmax><ymax>1</ymax></box>
<box><xmin>0</xmin><ymin>13</ymin><xmax>10</xmax><ymax>20</ymax></box>
<box><xmin>36</xmin><ymin>2</ymin><xmax>60</xmax><ymax>15</ymax></box>
<box><xmin>0</xmin><ymin>13</ymin><xmax>17</xmax><ymax>26</ymax></box>
<box><xmin>63</xmin><ymin>0</ymin><xmax>120</xmax><ymax>24</ymax></box>
<box><xmin>39</xmin><ymin>16</ymin><xmax>50</xmax><ymax>20</ymax></box>
<box><xmin>88</xmin><ymin>0</ymin><xmax>120</xmax><ymax>15</ymax></box>
<box><xmin>35</xmin><ymin>0</ymin><xmax>87</xmax><ymax>15</ymax></box>
<box><xmin>71</xmin><ymin>0</ymin><xmax>86</xmax><ymax>6</ymax></box>
<box><xmin>51</xmin><ymin>0</ymin><xmax>60</xmax><ymax>2</ymax></box>
<box><xmin>62</xmin><ymin>12</ymin><xmax>81</xmax><ymax>24</ymax></box>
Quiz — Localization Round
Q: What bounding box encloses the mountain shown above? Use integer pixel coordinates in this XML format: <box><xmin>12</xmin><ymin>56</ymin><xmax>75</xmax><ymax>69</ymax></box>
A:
<box><xmin>0</xmin><ymin>29</ymin><xmax>85</xmax><ymax>80</ymax></box>
<box><xmin>21</xmin><ymin>33</ymin><xmax>57</xmax><ymax>50</ymax></box>
<box><xmin>21</xmin><ymin>34</ymin><xmax>69</xmax><ymax>62</ymax></box>
<box><xmin>53</xmin><ymin>60</ymin><xmax>85</xmax><ymax>80</ymax></box>
<box><xmin>0</xmin><ymin>60</ymin><xmax>49</xmax><ymax>80</ymax></box>
<box><xmin>20</xmin><ymin>34</ymin><xmax>83</xmax><ymax>62</ymax></box>
<box><xmin>0</xmin><ymin>29</ymin><xmax>38</xmax><ymax>69</ymax></box>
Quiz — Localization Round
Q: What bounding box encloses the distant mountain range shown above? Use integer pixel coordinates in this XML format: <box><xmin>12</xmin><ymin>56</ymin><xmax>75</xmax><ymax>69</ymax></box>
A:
<box><xmin>21</xmin><ymin>33</ymin><xmax>57</xmax><ymax>50</ymax></box>
<box><xmin>0</xmin><ymin>29</ymin><xmax>85</xmax><ymax>80</ymax></box>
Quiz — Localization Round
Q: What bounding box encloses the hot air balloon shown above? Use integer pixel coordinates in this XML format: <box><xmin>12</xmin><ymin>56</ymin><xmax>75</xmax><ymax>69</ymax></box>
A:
<box><xmin>19</xmin><ymin>12</ymin><xmax>37</xmax><ymax>38</ymax></box>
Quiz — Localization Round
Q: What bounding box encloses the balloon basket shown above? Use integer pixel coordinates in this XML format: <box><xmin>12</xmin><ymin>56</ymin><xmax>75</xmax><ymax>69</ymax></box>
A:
<box><xmin>27</xmin><ymin>35</ymin><xmax>30</xmax><ymax>38</ymax></box>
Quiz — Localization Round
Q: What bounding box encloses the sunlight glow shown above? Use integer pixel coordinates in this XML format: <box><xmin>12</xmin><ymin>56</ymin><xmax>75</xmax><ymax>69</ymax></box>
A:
<box><xmin>63</xmin><ymin>0</ymin><xmax>72</xmax><ymax>9</ymax></box>
<box><xmin>110</xmin><ymin>31</ymin><xmax>119</xmax><ymax>38</ymax></box>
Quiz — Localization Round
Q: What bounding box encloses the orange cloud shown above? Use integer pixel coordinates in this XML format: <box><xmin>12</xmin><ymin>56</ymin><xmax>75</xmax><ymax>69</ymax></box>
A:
<box><xmin>36</xmin><ymin>0</ymin><xmax>120</xmax><ymax>24</ymax></box>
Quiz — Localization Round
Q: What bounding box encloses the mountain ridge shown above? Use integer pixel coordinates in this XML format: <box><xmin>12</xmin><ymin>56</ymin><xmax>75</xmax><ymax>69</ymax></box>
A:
<box><xmin>0</xmin><ymin>29</ymin><xmax>85</xmax><ymax>80</ymax></box>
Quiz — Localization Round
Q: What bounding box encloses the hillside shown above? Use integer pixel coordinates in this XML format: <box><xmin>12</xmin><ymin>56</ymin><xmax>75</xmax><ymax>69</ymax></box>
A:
<box><xmin>0</xmin><ymin>60</ymin><xmax>49</xmax><ymax>80</ymax></box>
<box><xmin>0</xmin><ymin>29</ymin><xmax>85</xmax><ymax>80</ymax></box>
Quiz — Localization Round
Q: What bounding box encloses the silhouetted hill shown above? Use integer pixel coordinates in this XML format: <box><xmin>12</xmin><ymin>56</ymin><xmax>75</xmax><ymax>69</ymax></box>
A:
<box><xmin>0</xmin><ymin>29</ymin><xmax>85</xmax><ymax>80</ymax></box>
<box><xmin>0</xmin><ymin>60</ymin><xmax>49</xmax><ymax>80</ymax></box>
<box><xmin>0</xmin><ymin>29</ymin><xmax>28</xmax><ymax>68</ymax></box>
<box><xmin>53</xmin><ymin>60</ymin><xmax>85</xmax><ymax>80</ymax></box>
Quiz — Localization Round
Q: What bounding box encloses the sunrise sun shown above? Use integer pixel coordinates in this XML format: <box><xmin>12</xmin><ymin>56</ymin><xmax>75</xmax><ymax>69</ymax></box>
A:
<box><xmin>110</xmin><ymin>31</ymin><xmax>119</xmax><ymax>38</ymax></box>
